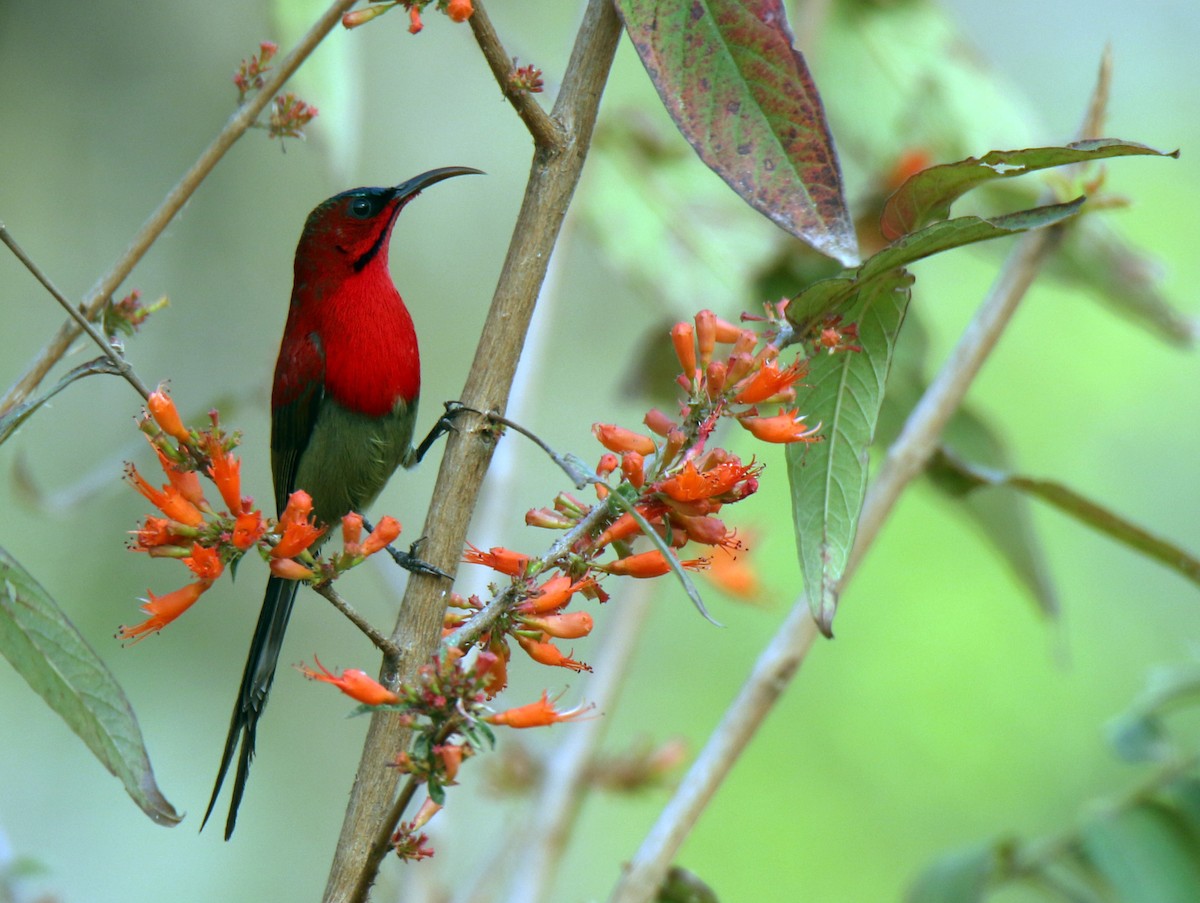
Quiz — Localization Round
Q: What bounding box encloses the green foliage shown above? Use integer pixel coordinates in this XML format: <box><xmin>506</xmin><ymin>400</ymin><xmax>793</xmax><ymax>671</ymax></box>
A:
<box><xmin>0</xmin><ymin>547</ymin><xmax>179</xmax><ymax>825</ymax></box>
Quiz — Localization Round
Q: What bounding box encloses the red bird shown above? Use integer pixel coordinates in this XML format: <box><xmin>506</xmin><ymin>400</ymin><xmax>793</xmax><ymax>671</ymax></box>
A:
<box><xmin>204</xmin><ymin>166</ymin><xmax>480</xmax><ymax>838</ymax></box>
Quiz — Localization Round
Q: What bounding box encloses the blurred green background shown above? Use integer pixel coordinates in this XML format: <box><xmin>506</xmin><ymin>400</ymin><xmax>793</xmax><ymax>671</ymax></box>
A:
<box><xmin>1</xmin><ymin>1</ymin><xmax>1198</xmax><ymax>901</ymax></box>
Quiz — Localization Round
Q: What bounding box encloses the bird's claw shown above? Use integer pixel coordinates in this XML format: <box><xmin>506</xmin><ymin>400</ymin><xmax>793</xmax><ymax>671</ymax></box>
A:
<box><xmin>389</xmin><ymin>537</ymin><xmax>451</xmax><ymax>580</ymax></box>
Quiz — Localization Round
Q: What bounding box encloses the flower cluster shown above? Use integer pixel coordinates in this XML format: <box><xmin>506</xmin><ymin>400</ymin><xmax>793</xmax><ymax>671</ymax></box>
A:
<box><xmin>102</xmin><ymin>290</ymin><xmax>168</xmax><ymax>339</ymax></box>
<box><xmin>119</xmin><ymin>386</ymin><xmax>400</xmax><ymax>642</ymax></box>
<box><xmin>299</xmin><ymin>647</ymin><xmax>589</xmax><ymax>859</ymax></box>
<box><xmin>342</xmin><ymin>0</ymin><xmax>474</xmax><ymax>33</ymax></box>
<box><xmin>233</xmin><ymin>42</ymin><xmax>278</xmax><ymax>103</ymax></box>
<box><xmin>508</xmin><ymin>60</ymin><xmax>544</xmax><ymax>95</ymax></box>
<box><xmin>268</xmin><ymin>93</ymin><xmax>319</xmax><ymax>141</ymax></box>
<box><xmin>445</xmin><ymin>309</ymin><xmax>819</xmax><ymax>679</ymax></box>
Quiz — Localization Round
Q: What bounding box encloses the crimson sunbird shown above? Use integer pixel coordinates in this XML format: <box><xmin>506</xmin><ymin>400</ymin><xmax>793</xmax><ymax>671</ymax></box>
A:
<box><xmin>203</xmin><ymin>166</ymin><xmax>481</xmax><ymax>839</ymax></box>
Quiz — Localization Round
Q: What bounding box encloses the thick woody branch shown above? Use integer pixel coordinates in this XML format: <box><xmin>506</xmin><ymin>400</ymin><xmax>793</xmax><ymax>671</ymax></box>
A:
<box><xmin>322</xmin><ymin>2</ymin><xmax>624</xmax><ymax>901</ymax></box>
<box><xmin>0</xmin><ymin>0</ymin><xmax>359</xmax><ymax>418</ymax></box>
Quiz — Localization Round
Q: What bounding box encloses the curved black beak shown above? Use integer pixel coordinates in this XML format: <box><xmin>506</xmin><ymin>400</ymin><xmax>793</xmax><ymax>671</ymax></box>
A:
<box><xmin>393</xmin><ymin>166</ymin><xmax>484</xmax><ymax>202</ymax></box>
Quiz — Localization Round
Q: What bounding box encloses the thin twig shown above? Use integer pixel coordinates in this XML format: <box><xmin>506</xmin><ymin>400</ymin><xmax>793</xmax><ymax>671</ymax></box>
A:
<box><xmin>0</xmin><ymin>225</ymin><xmax>151</xmax><ymax>401</ymax></box>
<box><xmin>0</xmin><ymin>0</ymin><xmax>359</xmax><ymax>419</ymax></box>
<box><xmin>606</xmin><ymin>53</ymin><xmax>1116</xmax><ymax>903</ymax></box>
<box><xmin>323</xmin><ymin>2</ymin><xmax>624</xmax><ymax>900</ymax></box>
<box><xmin>313</xmin><ymin>582</ymin><xmax>401</xmax><ymax>659</ymax></box>
<box><xmin>505</xmin><ymin>585</ymin><xmax>654</xmax><ymax>903</ymax></box>
<box><xmin>468</xmin><ymin>0</ymin><xmax>563</xmax><ymax>148</ymax></box>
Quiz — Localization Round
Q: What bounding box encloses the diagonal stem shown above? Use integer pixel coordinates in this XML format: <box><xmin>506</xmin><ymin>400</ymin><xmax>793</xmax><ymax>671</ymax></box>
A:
<box><xmin>322</xmin><ymin>2</ymin><xmax>624</xmax><ymax>900</ymax></box>
<box><xmin>0</xmin><ymin>0</ymin><xmax>360</xmax><ymax>418</ymax></box>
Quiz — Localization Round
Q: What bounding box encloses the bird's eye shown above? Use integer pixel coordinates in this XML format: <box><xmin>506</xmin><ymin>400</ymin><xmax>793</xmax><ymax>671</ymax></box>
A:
<box><xmin>349</xmin><ymin>198</ymin><xmax>374</xmax><ymax>219</ymax></box>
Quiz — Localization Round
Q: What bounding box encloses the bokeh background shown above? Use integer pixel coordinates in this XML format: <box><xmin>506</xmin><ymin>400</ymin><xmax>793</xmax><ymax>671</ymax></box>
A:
<box><xmin>1</xmin><ymin>1</ymin><xmax>1198</xmax><ymax>901</ymax></box>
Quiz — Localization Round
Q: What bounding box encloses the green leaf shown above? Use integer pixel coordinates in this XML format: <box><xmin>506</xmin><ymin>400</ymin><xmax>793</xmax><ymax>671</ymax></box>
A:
<box><xmin>0</xmin><ymin>357</ymin><xmax>124</xmax><ymax>447</ymax></box>
<box><xmin>1081</xmin><ymin>803</ymin><xmax>1200</xmax><ymax>903</ymax></box>
<box><xmin>931</xmin><ymin>452</ymin><xmax>1200</xmax><ymax>591</ymax></box>
<box><xmin>656</xmin><ymin>866</ymin><xmax>720</xmax><ymax>903</ymax></box>
<box><xmin>906</xmin><ymin>840</ymin><xmax>1006</xmax><ymax>903</ymax></box>
<box><xmin>1106</xmin><ymin>662</ymin><xmax>1200</xmax><ymax>762</ymax></box>
<box><xmin>880</xmin><ymin>139</ymin><xmax>1177</xmax><ymax>239</ymax></box>
<box><xmin>1157</xmin><ymin>777</ymin><xmax>1200</xmax><ymax>843</ymax></box>
<box><xmin>789</xmin><ymin>270</ymin><xmax>913</xmax><ymax>635</ymax></box>
<box><xmin>0</xmin><ymin>547</ymin><xmax>179</xmax><ymax>825</ymax></box>
<box><xmin>787</xmin><ymin>199</ymin><xmax>1085</xmax><ymax>334</ymax></box>
<box><xmin>613</xmin><ymin>0</ymin><xmax>857</xmax><ymax>264</ymax></box>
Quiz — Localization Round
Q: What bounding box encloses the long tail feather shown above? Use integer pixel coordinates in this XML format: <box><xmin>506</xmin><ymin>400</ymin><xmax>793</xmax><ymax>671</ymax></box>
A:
<box><xmin>202</xmin><ymin>574</ymin><xmax>300</xmax><ymax>839</ymax></box>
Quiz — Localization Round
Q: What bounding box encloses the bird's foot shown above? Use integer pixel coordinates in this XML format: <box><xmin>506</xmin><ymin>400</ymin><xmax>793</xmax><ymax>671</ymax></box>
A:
<box><xmin>362</xmin><ymin>521</ymin><xmax>451</xmax><ymax>579</ymax></box>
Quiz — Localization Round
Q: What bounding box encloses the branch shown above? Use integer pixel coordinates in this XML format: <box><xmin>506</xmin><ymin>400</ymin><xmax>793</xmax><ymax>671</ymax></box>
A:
<box><xmin>468</xmin><ymin>0</ymin><xmax>563</xmax><ymax>148</ymax></box>
<box><xmin>313</xmin><ymin>582</ymin><xmax>401</xmax><ymax>659</ymax></box>
<box><xmin>322</xmin><ymin>2</ymin><xmax>624</xmax><ymax>900</ymax></box>
<box><xmin>0</xmin><ymin>0</ymin><xmax>360</xmax><ymax>418</ymax></box>
<box><xmin>0</xmin><ymin>225</ymin><xmax>151</xmax><ymax>402</ymax></box>
<box><xmin>605</xmin><ymin>52</ymin><xmax>1116</xmax><ymax>903</ymax></box>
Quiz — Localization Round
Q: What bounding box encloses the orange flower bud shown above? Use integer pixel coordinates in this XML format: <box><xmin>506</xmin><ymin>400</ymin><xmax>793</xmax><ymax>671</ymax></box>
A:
<box><xmin>705</xmin><ymin>360</ymin><xmax>727</xmax><ymax>400</ymax></box>
<box><xmin>526</xmin><ymin>507</ymin><xmax>574</xmax><ymax>529</ymax></box>
<box><xmin>671</xmin><ymin>322</ymin><xmax>696</xmax><ymax>378</ymax></box>
<box><xmin>446</xmin><ymin>0</ymin><xmax>473</xmax><ymax>22</ymax></box>
<box><xmin>712</xmin><ymin>315</ymin><xmax>742</xmax><ymax>343</ymax></box>
<box><xmin>520</xmin><ymin>610</ymin><xmax>594</xmax><ymax>639</ymax></box>
<box><xmin>621</xmin><ymin>451</ymin><xmax>645</xmax><ymax>488</ymax></box>
<box><xmin>362</xmin><ymin>516</ymin><xmax>401</xmax><ymax>555</ymax></box>
<box><xmin>593</xmin><ymin>422</ymin><xmax>655</xmax><ymax>456</ymax></box>
<box><xmin>596</xmin><ymin>452</ymin><xmax>619</xmax><ymax>477</ymax></box>
<box><xmin>342</xmin><ymin>6</ymin><xmax>390</xmax><ymax>28</ymax></box>
<box><xmin>147</xmin><ymin>387</ymin><xmax>190</xmax><ymax>443</ymax></box>
<box><xmin>643</xmin><ymin>408</ymin><xmax>677</xmax><ymax>437</ymax></box>
<box><xmin>269</xmin><ymin>558</ymin><xmax>316</xmax><ymax>580</ymax></box>
<box><xmin>300</xmin><ymin>656</ymin><xmax>399</xmax><ymax>705</ymax></box>
<box><xmin>486</xmin><ymin>691</ymin><xmax>594</xmax><ymax>728</ymax></box>
<box><xmin>694</xmin><ymin>310</ymin><xmax>716</xmax><ymax>367</ymax></box>
<box><xmin>408</xmin><ymin>5</ymin><xmax>423</xmax><ymax>33</ymax></box>
<box><xmin>341</xmin><ymin>512</ymin><xmax>364</xmax><ymax>555</ymax></box>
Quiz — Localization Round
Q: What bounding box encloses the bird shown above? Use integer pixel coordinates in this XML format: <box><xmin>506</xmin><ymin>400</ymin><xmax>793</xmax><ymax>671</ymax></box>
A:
<box><xmin>203</xmin><ymin>166</ymin><xmax>481</xmax><ymax>839</ymax></box>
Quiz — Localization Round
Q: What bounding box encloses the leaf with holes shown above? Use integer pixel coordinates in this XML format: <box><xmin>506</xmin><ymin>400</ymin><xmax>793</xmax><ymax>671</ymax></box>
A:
<box><xmin>614</xmin><ymin>0</ymin><xmax>857</xmax><ymax>264</ymax></box>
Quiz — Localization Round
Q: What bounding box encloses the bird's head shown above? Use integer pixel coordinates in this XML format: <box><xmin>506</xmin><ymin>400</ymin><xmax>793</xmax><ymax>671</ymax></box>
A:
<box><xmin>295</xmin><ymin>166</ymin><xmax>482</xmax><ymax>279</ymax></box>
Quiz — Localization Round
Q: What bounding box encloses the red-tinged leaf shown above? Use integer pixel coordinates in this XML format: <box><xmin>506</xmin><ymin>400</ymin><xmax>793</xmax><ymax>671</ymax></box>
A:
<box><xmin>614</xmin><ymin>0</ymin><xmax>858</xmax><ymax>265</ymax></box>
<box><xmin>0</xmin><ymin>547</ymin><xmax>180</xmax><ymax>825</ymax></box>
<box><xmin>880</xmin><ymin>139</ymin><xmax>1177</xmax><ymax>240</ymax></box>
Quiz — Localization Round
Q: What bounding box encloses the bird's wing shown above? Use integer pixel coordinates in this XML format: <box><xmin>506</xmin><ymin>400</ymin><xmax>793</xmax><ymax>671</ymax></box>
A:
<box><xmin>270</xmin><ymin>329</ymin><xmax>326</xmax><ymax>514</ymax></box>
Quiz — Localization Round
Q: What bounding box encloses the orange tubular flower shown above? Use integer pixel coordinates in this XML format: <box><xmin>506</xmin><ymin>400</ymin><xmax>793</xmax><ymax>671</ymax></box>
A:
<box><xmin>516</xmin><ymin>634</ymin><xmax>591</xmax><ymax>672</ymax></box>
<box><xmin>147</xmin><ymin>387</ymin><xmax>190</xmax><ymax>443</ymax></box>
<box><xmin>621</xmin><ymin>451</ymin><xmax>645</xmax><ymax>488</ymax></box>
<box><xmin>520</xmin><ymin>610</ymin><xmax>594</xmax><ymax>639</ymax></box>
<box><xmin>131</xmin><ymin>516</ymin><xmax>188</xmax><ymax>552</ymax></box>
<box><xmin>446</xmin><ymin>0</ymin><xmax>474</xmax><ymax>22</ymax></box>
<box><xmin>738</xmin><ymin>409</ymin><xmax>822</xmax><ymax>444</ymax></box>
<box><xmin>205</xmin><ymin>438</ymin><xmax>244</xmax><ymax>514</ymax></box>
<box><xmin>593</xmin><ymin>423</ymin><xmax>656</xmax><ymax>457</ymax></box>
<box><xmin>231</xmin><ymin>510</ymin><xmax>265</xmax><ymax>550</ymax></box>
<box><xmin>643</xmin><ymin>408</ymin><xmax>677</xmax><ymax>437</ymax></box>
<box><xmin>486</xmin><ymin>691</ymin><xmax>594</xmax><ymax>728</ymax></box>
<box><xmin>184</xmin><ymin>543</ymin><xmax>223</xmax><ymax>581</ymax></box>
<box><xmin>712</xmin><ymin>315</ymin><xmax>742</xmax><ymax>343</ymax></box>
<box><xmin>670</xmin><ymin>321</ymin><xmax>696</xmax><ymax>378</ymax></box>
<box><xmin>126</xmin><ymin>464</ymin><xmax>205</xmax><ymax>527</ymax></box>
<box><xmin>704</xmin><ymin>549</ymin><xmax>762</xmax><ymax>601</ymax></box>
<box><xmin>408</xmin><ymin>5</ymin><xmax>423</xmax><ymax>33</ymax></box>
<box><xmin>152</xmin><ymin>445</ymin><xmax>206</xmax><ymax>508</ymax></box>
<box><xmin>362</xmin><ymin>516</ymin><xmax>401</xmax><ymax>555</ymax></box>
<box><xmin>731</xmin><ymin>359</ymin><xmax>808</xmax><ymax>405</ymax></box>
<box><xmin>694</xmin><ymin>309</ymin><xmax>717</xmax><ymax>367</ymax></box>
<box><xmin>342</xmin><ymin>6</ymin><xmax>389</xmax><ymax>28</ymax></box>
<box><xmin>656</xmin><ymin>458</ymin><xmax>759</xmax><ymax>504</ymax></box>
<box><xmin>300</xmin><ymin>656</ymin><xmax>399</xmax><ymax>705</ymax></box>
<box><xmin>604</xmin><ymin>549</ymin><xmax>707</xmax><ymax>579</ymax></box>
<box><xmin>517</xmin><ymin>574</ymin><xmax>595</xmax><ymax>616</ymax></box>
<box><xmin>272</xmin><ymin>491</ymin><xmax>324</xmax><ymax>557</ymax></box>
<box><xmin>118</xmin><ymin>581</ymin><xmax>209</xmax><ymax>643</ymax></box>
<box><xmin>463</xmin><ymin>543</ymin><xmax>530</xmax><ymax>577</ymax></box>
